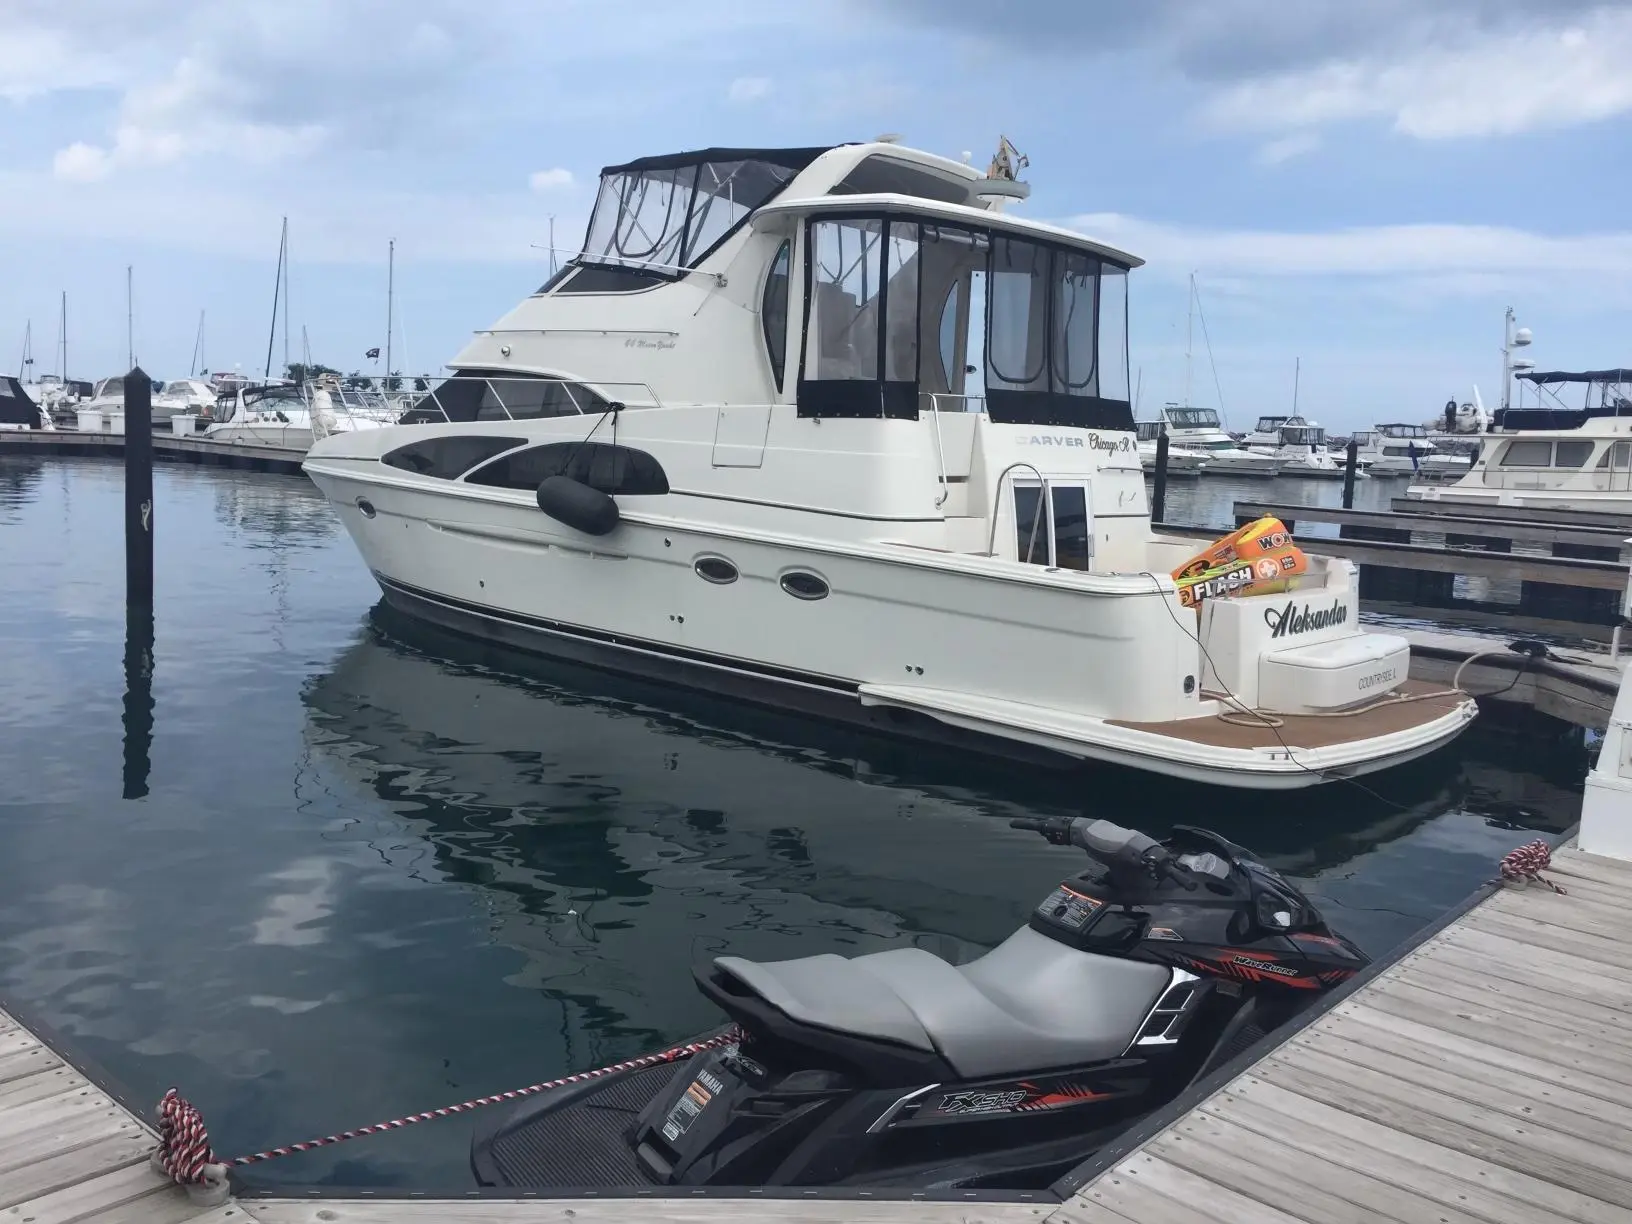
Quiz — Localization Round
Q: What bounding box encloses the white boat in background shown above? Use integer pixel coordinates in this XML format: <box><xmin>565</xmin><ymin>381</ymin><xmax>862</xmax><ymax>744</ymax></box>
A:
<box><xmin>303</xmin><ymin>137</ymin><xmax>1474</xmax><ymax>789</ymax></box>
<box><xmin>1246</xmin><ymin>418</ymin><xmax>1357</xmax><ymax>480</ymax></box>
<box><xmin>1240</xmin><ymin>415</ymin><xmax>1289</xmax><ymax>449</ymax></box>
<box><xmin>1134</xmin><ymin>421</ymin><xmax>1208</xmax><ymax>475</ymax></box>
<box><xmin>1350</xmin><ymin>423</ymin><xmax>1468</xmax><ymax>478</ymax></box>
<box><xmin>154</xmin><ymin>378</ymin><xmax>216</xmax><ymax>420</ymax></box>
<box><xmin>1408</xmin><ymin>368</ymin><xmax>1632</xmax><ymax>510</ymax></box>
<box><xmin>204</xmin><ymin>377</ymin><xmax>393</xmax><ymax>451</ymax></box>
<box><xmin>1157</xmin><ymin>405</ymin><xmax>1279</xmax><ymax>477</ymax></box>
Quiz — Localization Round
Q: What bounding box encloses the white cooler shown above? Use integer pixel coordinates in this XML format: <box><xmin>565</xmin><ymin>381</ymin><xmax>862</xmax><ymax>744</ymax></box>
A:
<box><xmin>1259</xmin><ymin>633</ymin><xmax>1410</xmax><ymax>714</ymax></box>
<box><xmin>171</xmin><ymin>414</ymin><xmax>197</xmax><ymax>437</ymax></box>
<box><xmin>76</xmin><ymin>409</ymin><xmax>103</xmax><ymax>432</ymax></box>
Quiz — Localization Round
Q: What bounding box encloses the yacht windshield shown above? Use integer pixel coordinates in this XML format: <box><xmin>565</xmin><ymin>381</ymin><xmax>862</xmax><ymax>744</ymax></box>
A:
<box><xmin>1379</xmin><ymin>423</ymin><xmax>1427</xmax><ymax>439</ymax></box>
<box><xmin>1164</xmin><ymin>407</ymin><xmax>1220</xmax><ymax>430</ymax></box>
<box><xmin>1254</xmin><ymin>416</ymin><xmax>1287</xmax><ymax>433</ymax></box>
<box><xmin>1282</xmin><ymin>425</ymin><xmax>1325</xmax><ymax>446</ymax></box>
<box><xmin>580</xmin><ymin>146</ymin><xmax>830</xmax><ymax>275</ymax></box>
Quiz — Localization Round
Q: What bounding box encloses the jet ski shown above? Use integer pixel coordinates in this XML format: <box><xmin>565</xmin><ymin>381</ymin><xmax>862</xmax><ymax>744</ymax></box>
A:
<box><xmin>471</xmin><ymin>818</ymin><xmax>1368</xmax><ymax>1190</ymax></box>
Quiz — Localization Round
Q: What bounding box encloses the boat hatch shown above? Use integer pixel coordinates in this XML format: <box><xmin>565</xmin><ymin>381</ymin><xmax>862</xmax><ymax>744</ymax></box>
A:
<box><xmin>797</xmin><ymin>215</ymin><xmax>1132</xmax><ymax>430</ymax></box>
<box><xmin>1012</xmin><ymin>481</ymin><xmax>1093</xmax><ymax>570</ymax></box>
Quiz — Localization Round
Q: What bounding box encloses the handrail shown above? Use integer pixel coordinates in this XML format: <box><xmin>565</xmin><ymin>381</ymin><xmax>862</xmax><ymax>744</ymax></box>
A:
<box><xmin>926</xmin><ymin>393</ymin><xmax>951</xmax><ymax>508</ymax></box>
<box><xmin>985</xmin><ymin>461</ymin><xmax>1051</xmax><ymax>562</ymax></box>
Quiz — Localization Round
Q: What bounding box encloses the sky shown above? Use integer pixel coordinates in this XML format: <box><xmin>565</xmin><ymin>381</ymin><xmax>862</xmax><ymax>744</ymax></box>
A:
<box><xmin>1</xmin><ymin>0</ymin><xmax>1629</xmax><ymax>429</ymax></box>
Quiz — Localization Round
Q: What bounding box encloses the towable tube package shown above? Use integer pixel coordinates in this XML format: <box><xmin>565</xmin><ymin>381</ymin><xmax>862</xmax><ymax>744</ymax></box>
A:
<box><xmin>1172</xmin><ymin>516</ymin><xmax>1309</xmax><ymax>610</ymax></box>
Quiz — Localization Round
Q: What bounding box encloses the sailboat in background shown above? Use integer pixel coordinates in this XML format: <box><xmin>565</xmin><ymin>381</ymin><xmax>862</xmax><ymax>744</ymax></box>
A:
<box><xmin>1154</xmin><ymin>274</ymin><xmax>1279</xmax><ymax>476</ymax></box>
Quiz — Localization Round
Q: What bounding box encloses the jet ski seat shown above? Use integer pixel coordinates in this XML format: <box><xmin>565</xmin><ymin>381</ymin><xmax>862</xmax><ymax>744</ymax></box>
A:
<box><xmin>713</xmin><ymin>926</ymin><xmax>1170</xmax><ymax>1079</ymax></box>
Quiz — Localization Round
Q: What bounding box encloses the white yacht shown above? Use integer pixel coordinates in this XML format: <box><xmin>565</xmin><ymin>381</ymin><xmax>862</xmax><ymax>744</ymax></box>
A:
<box><xmin>154</xmin><ymin>378</ymin><xmax>216</xmax><ymax>421</ymax></box>
<box><xmin>1408</xmin><ymin>368</ymin><xmax>1632</xmax><ymax>510</ymax></box>
<box><xmin>1156</xmin><ymin>405</ymin><xmax>1279</xmax><ymax>477</ymax></box>
<box><xmin>204</xmin><ymin>378</ymin><xmax>392</xmax><ymax>451</ymax></box>
<box><xmin>1247</xmin><ymin>417</ymin><xmax>1354</xmax><ymax>479</ymax></box>
<box><xmin>1350</xmin><ymin>423</ymin><xmax>1467</xmax><ymax>478</ymax></box>
<box><xmin>1240</xmin><ymin>415</ymin><xmax>1289</xmax><ymax>449</ymax></box>
<box><xmin>1133</xmin><ymin>421</ymin><xmax>1208</xmax><ymax>475</ymax></box>
<box><xmin>303</xmin><ymin>140</ymin><xmax>1475</xmax><ymax>789</ymax></box>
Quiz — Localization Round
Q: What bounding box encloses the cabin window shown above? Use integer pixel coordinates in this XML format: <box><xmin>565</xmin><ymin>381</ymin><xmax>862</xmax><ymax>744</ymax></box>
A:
<box><xmin>1165</xmin><ymin>407</ymin><xmax>1220</xmax><ymax>430</ymax></box>
<box><xmin>464</xmin><ymin>442</ymin><xmax>670</xmax><ymax>495</ymax></box>
<box><xmin>989</xmin><ymin>237</ymin><xmax>1049</xmax><ymax>391</ymax></box>
<box><xmin>382</xmin><ymin>436</ymin><xmax>528</xmax><ymax>479</ymax></box>
<box><xmin>1498</xmin><ymin>440</ymin><xmax>1552</xmax><ymax>467</ymax></box>
<box><xmin>808</xmin><ymin>217</ymin><xmax>883</xmax><ymax>384</ymax></box>
<box><xmin>1097</xmin><ymin>266</ymin><xmax>1130</xmax><ymax>401</ymax></box>
<box><xmin>399</xmin><ymin>373</ymin><xmax>609</xmax><ymax>423</ymax></box>
<box><xmin>884</xmin><ymin>221</ymin><xmax>920</xmax><ymax>384</ymax></box>
<box><xmin>761</xmin><ymin>240</ymin><xmax>790</xmax><ymax>389</ymax></box>
<box><xmin>1555</xmin><ymin>441</ymin><xmax>1594</xmax><ymax>468</ymax></box>
<box><xmin>922</xmin><ymin>225</ymin><xmax>989</xmax><ymax>407</ymax></box>
<box><xmin>1012</xmin><ymin>483</ymin><xmax>1093</xmax><ymax>569</ymax></box>
<box><xmin>829</xmin><ymin>156</ymin><xmax>971</xmax><ymax>204</ymax></box>
<box><xmin>1596</xmin><ymin>442</ymin><xmax>1632</xmax><ymax>468</ymax></box>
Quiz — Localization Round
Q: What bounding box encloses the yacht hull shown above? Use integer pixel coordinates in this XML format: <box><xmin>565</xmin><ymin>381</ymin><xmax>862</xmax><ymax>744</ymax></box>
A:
<box><xmin>357</xmin><ymin>559</ymin><xmax>1473</xmax><ymax>793</ymax></box>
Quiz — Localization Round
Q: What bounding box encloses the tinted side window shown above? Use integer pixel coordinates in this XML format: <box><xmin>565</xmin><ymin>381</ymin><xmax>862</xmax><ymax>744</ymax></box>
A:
<box><xmin>465</xmin><ymin>442</ymin><xmax>670</xmax><ymax>495</ymax></box>
<box><xmin>399</xmin><ymin>373</ymin><xmax>608</xmax><ymax>424</ymax></box>
<box><xmin>382</xmin><ymin>436</ymin><xmax>527</xmax><ymax>479</ymax></box>
<box><xmin>761</xmin><ymin>240</ymin><xmax>790</xmax><ymax>390</ymax></box>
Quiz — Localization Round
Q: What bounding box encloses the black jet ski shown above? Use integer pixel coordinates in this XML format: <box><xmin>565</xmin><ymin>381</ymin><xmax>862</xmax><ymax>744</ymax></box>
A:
<box><xmin>471</xmin><ymin>818</ymin><xmax>1368</xmax><ymax>1190</ymax></box>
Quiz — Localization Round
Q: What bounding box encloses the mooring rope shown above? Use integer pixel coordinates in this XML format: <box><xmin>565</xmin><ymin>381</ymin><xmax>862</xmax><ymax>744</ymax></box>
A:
<box><xmin>1497</xmin><ymin>839</ymin><xmax>1566</xmax><ymax>894</ymax></box>
<box><xmin>152</xmin><ymin>1029</ymin><xmax>738</xmax><ymax>1189</ymax></box>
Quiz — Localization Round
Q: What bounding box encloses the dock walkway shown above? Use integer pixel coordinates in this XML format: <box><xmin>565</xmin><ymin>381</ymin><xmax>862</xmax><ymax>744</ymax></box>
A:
<box><xmin>7</xmin><ymin>847</ymin><xmax>1632</xmax><ymax>1223</ymax></box>
<box><xmin>1064</xmin><ymin>843</ymin><xmax>1632</xmax><ymax>1224</ymax></box>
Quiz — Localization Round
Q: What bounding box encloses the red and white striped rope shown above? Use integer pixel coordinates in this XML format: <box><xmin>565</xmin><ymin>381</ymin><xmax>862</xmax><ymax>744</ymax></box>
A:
<box><xmin>153</xmin><ymin>1030</ymin><xmax>738</xmax><ymax>1183</ymax></box>
<box><xmin>1498</xmin><ymin>839</ymin><xmax>1566</xmax><ymax>894</ymax></box>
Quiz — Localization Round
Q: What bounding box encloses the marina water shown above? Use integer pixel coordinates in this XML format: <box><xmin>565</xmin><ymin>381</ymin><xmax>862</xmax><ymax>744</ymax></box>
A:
<box><xmin>0</xmin><ymin>455</ymin><xmax>1587</xmax><ymax>1189</ymax></box>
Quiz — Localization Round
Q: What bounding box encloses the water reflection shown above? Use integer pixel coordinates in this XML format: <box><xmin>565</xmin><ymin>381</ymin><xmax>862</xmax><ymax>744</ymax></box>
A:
<box><xmin>121</xmin><ymin>605</ymin><xmax>154</xmax><ymax>799</ymax></box>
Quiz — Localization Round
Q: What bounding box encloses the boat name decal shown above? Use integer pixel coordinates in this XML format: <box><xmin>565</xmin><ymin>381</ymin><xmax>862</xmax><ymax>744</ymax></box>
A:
<box><xmin>623</xmin><ymin>336</ymin><xmax>677</xmax><ymax>350</ymax></box>
<box><xmin>1358</xmin><ymin>668</ymin><xmax>1399</xmax><ymax>691</ymax></box>
<box><xmin>1013</xmin><ymin>432</ymin><xmax>1136</xmax><ymax>454</ymax></box>
<box><xmin>1264</xmin><ymin>599</ymin><xmax>1348</xmax><ymax>638</ymax></box>
<box><xmin>1016</xmin><ymin>434</ymin><xmax>1085</xmax><ymax>448</ymax></box>
<box><xmin>1231</xmin><ymin>955</ymin><xmax>1300</xmax><ymax>977</ymax></box>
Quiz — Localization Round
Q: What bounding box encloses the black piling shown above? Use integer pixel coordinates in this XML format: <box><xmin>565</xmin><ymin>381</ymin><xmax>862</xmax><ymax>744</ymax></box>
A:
<box><xmin>1151</xmin><ymin>432</ymin><xmax>1170</xmax><ymax>522</ymax></box>
<box><xmin>125</xmin><ymin>367</ymin><xmax>154</xmax><ymax>605</ymax></box>
<box><xmin>1342</xmin><ymin>439</ymin><xmax>1359</xmax><ymax>510</ymax></box>
<box><xmin>122</xmin><ymin>367</ymin><xmax>154</xmax><ymax>798</ymax></box>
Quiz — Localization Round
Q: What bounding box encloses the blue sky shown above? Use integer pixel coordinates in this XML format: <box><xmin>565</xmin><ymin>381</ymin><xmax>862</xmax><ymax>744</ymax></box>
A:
<box><xmin>1</xmin><ymin>0</ymin><xmax>1628</xmax><ymax>429</ymax></box>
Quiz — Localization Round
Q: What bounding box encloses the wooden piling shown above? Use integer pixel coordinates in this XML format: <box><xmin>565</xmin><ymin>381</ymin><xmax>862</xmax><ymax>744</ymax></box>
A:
<box><xmin>1151</xmin><ymin>432</ymin><xmax>1169</xmax><ymax>523</ymax></box>
<box><xmin>124</xmin><ymin>368</ymin><xmax>154</xmax><ymax>606</ymax></box>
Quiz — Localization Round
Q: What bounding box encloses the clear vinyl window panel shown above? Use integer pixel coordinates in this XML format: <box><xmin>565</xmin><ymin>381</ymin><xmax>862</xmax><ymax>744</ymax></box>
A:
<box><xmin>806</xmin><ymin>219</ymin><xmax>884</xmax><ymax>382</ymax></box>
<box><xmin>761</xmin><ymin>240</ymin><xmax>791</xmax><ymax>389</ymax></box>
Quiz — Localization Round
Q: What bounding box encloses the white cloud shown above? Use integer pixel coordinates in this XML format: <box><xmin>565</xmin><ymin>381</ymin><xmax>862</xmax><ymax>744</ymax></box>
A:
<box><xmin>727</xmin><ymin>75</ymin><xmax>772</xmax><ymax>103</ymax></box>
<box><xmin>1208</xmin><ymin>7</ymin><xmax>1632</xmax><ymax>139</ymax></box>
<box><xmin>52</xmin><ymin>141</ymin><xmax>112</xmax><ymax>182</ymax></box>
<box><xmin>1254</xmin><ymin>132</ymin><xmax>1320</xmax><ymax>165</ymax></box>
<box><xmin>1069</xmin><ymin>212</ymin><xmax>1632</xmax><ymax>303</ymax></box>
<box><xmin>528</xmin><ymin>167</ymin><xmax>575</xmax><ymax>192</ymax></box>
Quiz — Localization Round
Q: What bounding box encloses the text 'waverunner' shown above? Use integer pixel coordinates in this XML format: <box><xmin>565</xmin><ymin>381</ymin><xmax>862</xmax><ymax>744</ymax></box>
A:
<box><xmin>471</xmin><ymin>818</ymin><xmax>1368</xmax><ymax>1191</ymax></box>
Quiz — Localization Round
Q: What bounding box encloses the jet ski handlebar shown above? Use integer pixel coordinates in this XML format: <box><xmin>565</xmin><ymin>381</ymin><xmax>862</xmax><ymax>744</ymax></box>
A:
<box><xmin>1009</xmin><ymin>817</ymin><xmax>1198</xmax><ymax>889</ymax></box>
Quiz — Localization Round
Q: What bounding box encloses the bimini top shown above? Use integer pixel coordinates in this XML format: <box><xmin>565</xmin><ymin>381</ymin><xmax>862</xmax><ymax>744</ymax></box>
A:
<box><xmin>1517</xmin><ymin>369</ymin><xmax>1632</xmax><ymax>385</ymax></box>
<box><xmin>599</xmin><ymin>146</ymin><xmax>837</xmax><ymax>177</ymax></box>
<box><xmin>751</xmin><ymin>192</ymin><xmax>1144</xmax><ymax>269</ymax></box>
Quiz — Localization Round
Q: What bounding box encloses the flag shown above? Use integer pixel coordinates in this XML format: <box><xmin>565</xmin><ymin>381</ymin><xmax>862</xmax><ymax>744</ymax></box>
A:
<box><xmin>365</xmin><ymin>347</ymin><xmax>381</xmax><ymax>359</ymax></box>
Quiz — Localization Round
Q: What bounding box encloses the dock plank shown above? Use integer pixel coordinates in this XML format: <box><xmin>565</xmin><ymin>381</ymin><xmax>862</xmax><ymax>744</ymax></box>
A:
<box><xmin>1064</xmin><ymin>846</ymin><xmax>1632</xmax><ymax>1223</ymax></box>
<box><xmin>241</xmin><ymin>1203</ymin><xmax>1049</xmax><ymax>1224</ymax></box>
<box><xmin>10</xmin><ymin>1159</ymin><xmax>189</xmax><ymax>1224</ymax></box>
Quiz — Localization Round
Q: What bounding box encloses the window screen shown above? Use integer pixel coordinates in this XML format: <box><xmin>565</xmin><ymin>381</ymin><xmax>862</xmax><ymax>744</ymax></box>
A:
<box><xmin>1555</xmin><ymin>440</ymin><xmax>1594</xmax><ymax>468</ymax></box>
<box><xmin>464</xmin><ymin>442</ymin><xmax>670</xmax><ymax>495</ymax></box>
<box><xmin>807</xmin><ymin>218</ymin><xmax>883</xmax><ymax>381</ymax></box>
<box><xmin>382</xmin><ymin>436</ymin><xmax>527</xmax><ymax>479</ymax></box>
<box><xmin>1499</xmin><ymin>440</ymin><xmax>1552</xmax><ymax>467</ymax></box>
<box><xmin>883</xmin><ymin>221</ymin><xmax>920</xmax><ymax>384</ymax></box>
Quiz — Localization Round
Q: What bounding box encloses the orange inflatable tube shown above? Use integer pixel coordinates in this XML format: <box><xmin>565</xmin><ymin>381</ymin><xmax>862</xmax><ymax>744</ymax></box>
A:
<box><xmin>1172</xmin><ymin>516</ymin><xmax>1309</xmax><ymax>609</ymax></box>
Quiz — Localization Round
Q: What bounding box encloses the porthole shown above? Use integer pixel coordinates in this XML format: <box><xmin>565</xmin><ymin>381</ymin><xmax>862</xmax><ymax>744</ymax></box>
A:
<box><xmin>355</xmin><ymin>497</ymin><xmax>376</xmax><ymax>519</ymax></box>
<box><xmin>694</xmin><ymin>556</ymin><xmax>739</xmax><ymax>585</ymax></box>
<box><xmin>779</xmin><ymin>570</ymin><xmax>830</xmax><ymax>601</ymax></box>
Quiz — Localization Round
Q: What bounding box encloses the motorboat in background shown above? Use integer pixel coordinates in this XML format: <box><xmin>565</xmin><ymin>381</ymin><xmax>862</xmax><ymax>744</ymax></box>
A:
<box><xmin>1156</xmin><ymin>404</ymin><xmax>1279</xmax><ymax>476</ymax></box>
<box><xmin>1246</xmin><ymin>417</ymin><xmax>1356</xmax><ymax>480</ymax></box>
<box><xmin>204</xmin><ymin>376</ymin><xmax>395</xmax><ymax>451</ymax></box>
<box><xmin>1240</xmin><ymin>414</ymin><xmax>1289</xmax><ymax>449</ymax></box>
<box><xmin>1408</xmin><ymin>368</ymin><xmax>1632</xmax><ymax>510</ymax></box>
<box><xmin>1350</xmin><ymin>423</ymin><xmax>1468</xmax><ymax>478</ymax></box>
<box><xmin>304</xmin><ymin>137</ymin><xmax>1474</xmax><ymax>789</ymax></box>
<box><xmin>0</xmin><ymin>376</ymin><xmax>49</xmax><ymax>430</ymax></box>
<box><xmin>1134</xmin><ymin>420</ymin><xmax>1209</xmax><ymax>476</ymax></box>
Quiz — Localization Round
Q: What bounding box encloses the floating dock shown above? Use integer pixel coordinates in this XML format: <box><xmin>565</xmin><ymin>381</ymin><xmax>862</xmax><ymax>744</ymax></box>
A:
<box><xmin>5</xmin><ymin>844</ymin><xmax>1630</xmax><ymax>1223</ymax></box>
<box><xmin>0</xmin><ymin>429</ymin><xmax>304</xmax><ymax>475</ymax></box>
<box><xmin>1063</xmin><ymin>843</ymin><xmax>1632</xmax><ymax>1224</ymax></box>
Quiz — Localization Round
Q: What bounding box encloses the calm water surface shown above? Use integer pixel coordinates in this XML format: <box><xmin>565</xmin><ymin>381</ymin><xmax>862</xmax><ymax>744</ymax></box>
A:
<box><xmin>0</xmin><ymin>457</ymin><xmax>1586</xmax><ymax>1189</ymax></box>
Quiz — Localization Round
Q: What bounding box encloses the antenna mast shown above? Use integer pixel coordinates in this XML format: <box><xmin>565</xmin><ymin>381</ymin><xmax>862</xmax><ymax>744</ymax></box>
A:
<box><xmin>190</xmin><ymin>311</ymin><xmax>206</xmax><ymax>377</ymax></box>
<box><xmin>1293</xmin><ymin>357</ymin><xmax>1301</xmax><ymax>415</ymax></box>
<box><xmin>59</xmin><ymin>291</ymin><xmax>67</xmax><ymax>383</ymax></box>
<box><xmin>126</xmin><ymin>265</ymin><xmax>134</xmax><ymax>369</ymax></box>
<box><xmin>385</xmin><ymin>238</ymin><xmax>395</xmax><ymax>384</ymax></box>
<box><xmin>265</xmin><ymin>218</ymin><xmax>287</xmax><ymax>380</ymax></box>
<box><xmin>18</xmin><ymin>320</ymin><xmax>30</xmax><ymax>380</ymax></box>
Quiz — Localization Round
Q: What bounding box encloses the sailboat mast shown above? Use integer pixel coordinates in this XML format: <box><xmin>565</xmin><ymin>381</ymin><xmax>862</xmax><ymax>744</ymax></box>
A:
<box><xmin>60</xmin><ymin>291</ymin><xmax>67</xmax><ymax>383</ymax></box>
<box><xmin>1184</xmin><ymin>272</ymin><xmax>1194</xmax><ymax>408</ymax></box>
<box><xmin>265</xmin><ymin>218</ymin><xmax>287</xmax><ymax>380</ymax></box>
<box><xmin>283</xmin><ymin>221</ymin><xmax>291</xmax><ymax>375</ymax></box>
<box><xmin>1293</xmin><ymin>357</ymin><xmax>1301</xmax><ymax>415</ymax></box>
<box><xmin>190</xmin><ymin>310</ymin><xmax>206</xmax><ymax>377</ymax></box>
<box><xmin>126</xmin><ymin>265</ymin><xmax>134</xmax><ymax>369</ymax></box>
<box><xmin>385</xmin><ymin>238</ymin><xmax>395</xmax><ymax>383</ymax></box>
<box><xmin>18</xmin><ymin>320</ymin><xmax>30</xmax><ymax>379</ymax></box>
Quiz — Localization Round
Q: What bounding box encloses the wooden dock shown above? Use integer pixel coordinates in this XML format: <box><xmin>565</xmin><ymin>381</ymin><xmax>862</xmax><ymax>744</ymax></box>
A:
<box><xmin>1062</xmin><ymin>843</ymin><xmax>1632</xmax><ymax>1224</ymax></box>
<box><xmin>8</xmin><ymin>846</ymin><xmax>1632</xmax><ymax>1222</ymax></box>
<box><xmin>0</xmin><ymin>429</ymin><xmax>305</xmax><ymax>475</ymax></box>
